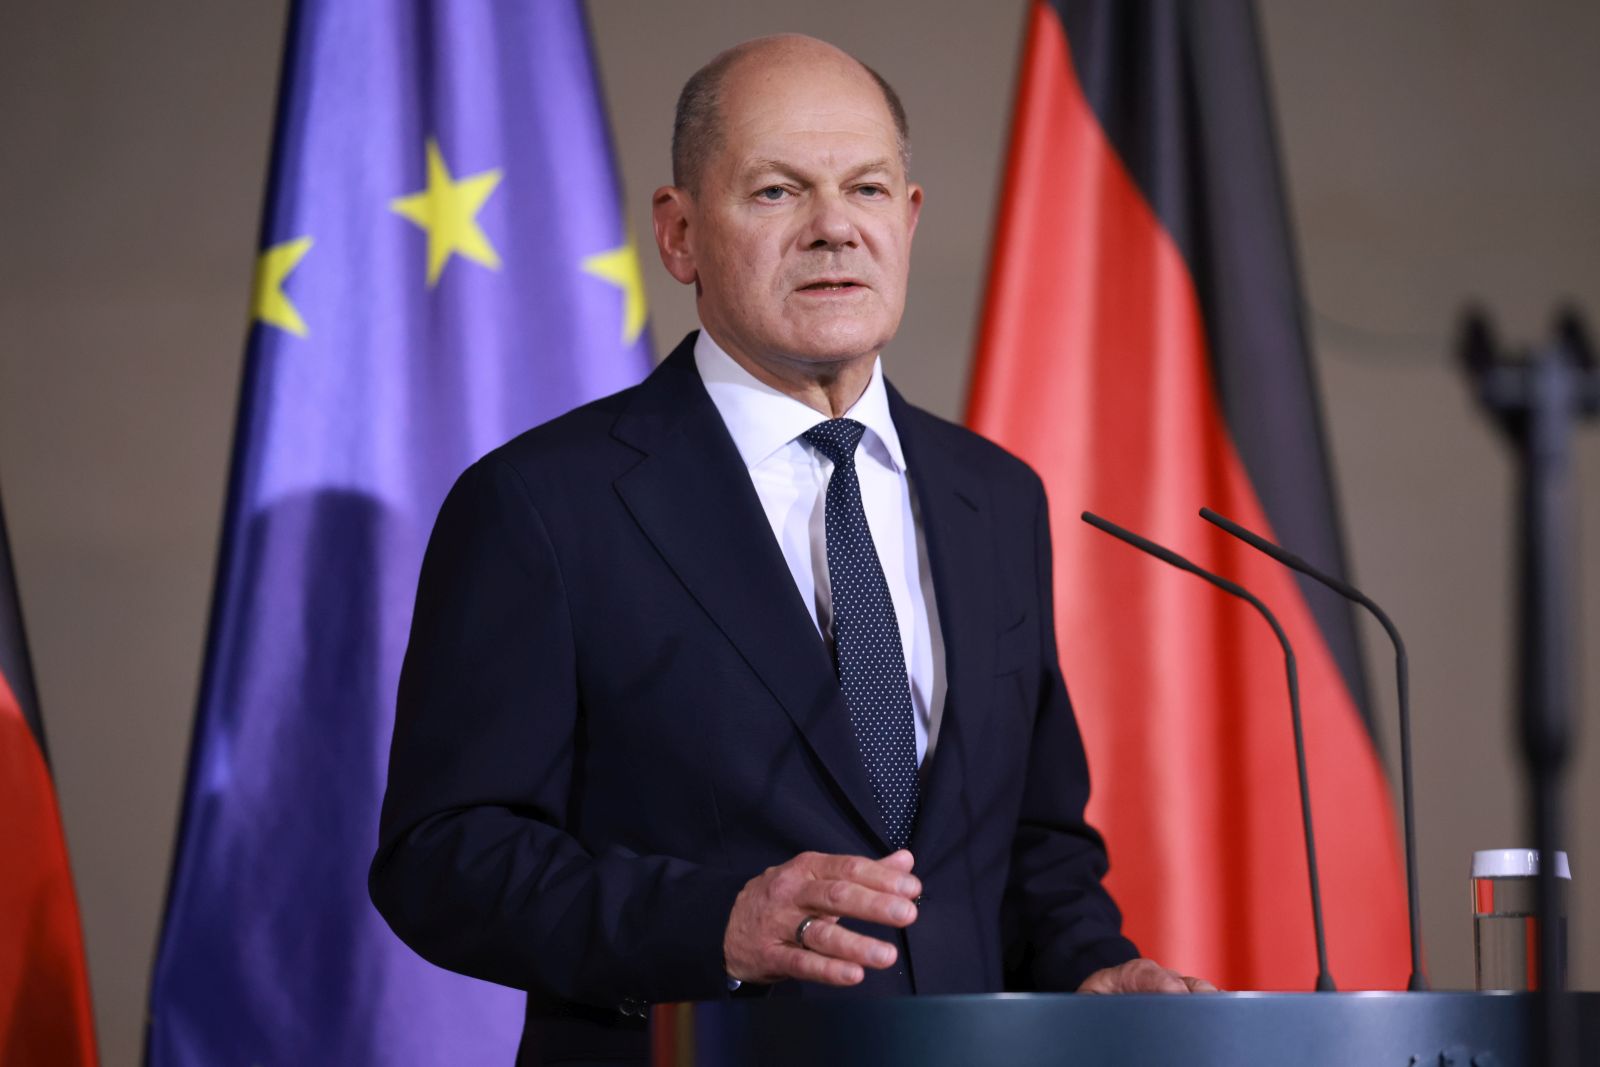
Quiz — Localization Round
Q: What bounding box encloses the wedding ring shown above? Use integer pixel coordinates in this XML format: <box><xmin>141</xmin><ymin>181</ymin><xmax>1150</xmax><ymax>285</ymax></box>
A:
<box><xmin>795</xmin><ymin>915</ymin><xmax>819</xmax><ymax>949</ymax></box>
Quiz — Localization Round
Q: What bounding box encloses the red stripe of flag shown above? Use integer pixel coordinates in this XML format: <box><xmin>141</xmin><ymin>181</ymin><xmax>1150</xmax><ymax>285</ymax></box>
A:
<box><xmin>969</xmin><ymin>0</ymin><xmax>1409</xmax><ymax>989</ymax></box>
<box><xmin>0</xmin><ymin>493</ymin><xmax>97</xmax><ymax>1064</ymax></box>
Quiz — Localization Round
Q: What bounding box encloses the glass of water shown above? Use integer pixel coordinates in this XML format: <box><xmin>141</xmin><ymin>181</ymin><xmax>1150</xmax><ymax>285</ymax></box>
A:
<box><xmin>1471</xmin><ymin>848</ymin><xmax>1571</xmax><ymax>991</ymax></box>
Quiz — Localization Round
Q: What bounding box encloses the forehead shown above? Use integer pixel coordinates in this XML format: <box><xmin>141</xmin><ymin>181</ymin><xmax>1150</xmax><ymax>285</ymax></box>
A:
<box><xmin>715</xmin><ymin>59</ymin><xmax>900</xmax><ymax>173</ymax></box>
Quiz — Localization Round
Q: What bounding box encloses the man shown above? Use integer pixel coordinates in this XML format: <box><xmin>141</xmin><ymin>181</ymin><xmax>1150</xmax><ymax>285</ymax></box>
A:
<box><xmin>371</xmin><ymin>33</ymin><xmax>1210</xmax><ymax>1067</ymax></box>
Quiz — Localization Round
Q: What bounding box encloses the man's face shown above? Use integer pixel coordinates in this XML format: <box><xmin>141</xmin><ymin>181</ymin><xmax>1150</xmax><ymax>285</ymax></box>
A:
<box><xmin>673</xmin><ymin>54</ymin><xmax>922</xmax><ymax>373</ymax></box>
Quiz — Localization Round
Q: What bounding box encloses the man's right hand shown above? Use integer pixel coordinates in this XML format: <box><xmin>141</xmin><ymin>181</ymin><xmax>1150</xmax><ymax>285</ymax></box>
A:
<box><xmin>723</xmin><ymin>849</ymin><xmax>920</xmax><ymax>987</ymax></box>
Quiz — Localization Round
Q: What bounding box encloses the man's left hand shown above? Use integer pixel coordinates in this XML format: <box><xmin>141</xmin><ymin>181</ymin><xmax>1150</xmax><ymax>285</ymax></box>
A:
<box><xmin>1077</xmin><ymin>958</ymin><xmax>1219</xmax><ymax>994</ymax></box>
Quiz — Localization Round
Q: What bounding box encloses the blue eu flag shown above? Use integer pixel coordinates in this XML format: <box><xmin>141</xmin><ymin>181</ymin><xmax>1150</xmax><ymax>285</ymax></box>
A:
<box><xmin>146</xmin><ymin>2</ymin><xmax>651</xmax><ymax>1062</ymax></box>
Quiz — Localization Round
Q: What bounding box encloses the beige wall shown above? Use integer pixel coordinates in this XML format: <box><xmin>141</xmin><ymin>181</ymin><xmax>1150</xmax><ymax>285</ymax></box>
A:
<box><xmin>1</xmin><ymin>2</ymin><xmax>1596</xmax><ymax>1063</ymax></box>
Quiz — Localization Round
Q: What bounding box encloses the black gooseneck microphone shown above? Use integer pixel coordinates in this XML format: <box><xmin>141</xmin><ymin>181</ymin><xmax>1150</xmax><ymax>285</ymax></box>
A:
<box><xmin>1200</xmin><ymin>506</ymin><xmax>1427</xmax><ymax>992</ymax></box>
<box><xmin>1081</xmin><ymin>511</ymin><xmax>1336</xmax><ymax>992</ymax></box>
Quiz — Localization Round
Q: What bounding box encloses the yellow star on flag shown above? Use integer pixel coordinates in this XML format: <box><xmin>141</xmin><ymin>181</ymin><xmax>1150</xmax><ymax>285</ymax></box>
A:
<box><xmin>581</xmin><ymin>237</ymin><xmax>648</xmax><ymax>345</ymax></box>
<box><xmin>389</xmin><ymin>138</ymin><xmax>503</xmax><ymax>287</ymax></box>
<box><xmin>251</xmin><ymin>236</ymin><xmax>313</xmax><ymax>337</ymax></box>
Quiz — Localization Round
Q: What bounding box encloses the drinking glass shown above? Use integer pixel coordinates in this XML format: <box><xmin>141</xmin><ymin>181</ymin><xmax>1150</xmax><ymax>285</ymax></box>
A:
<box><xmin>1471</xmin><ymin>847</ymin><xmax>1571</xmax><ymax>991</ymax></box>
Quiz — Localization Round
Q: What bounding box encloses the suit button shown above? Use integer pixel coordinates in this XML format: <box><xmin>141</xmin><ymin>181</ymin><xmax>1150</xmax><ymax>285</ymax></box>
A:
<box><xmin>913</xmin><ymin>893</ymin><xmax>925</xmax><ymax>906</ymax></box>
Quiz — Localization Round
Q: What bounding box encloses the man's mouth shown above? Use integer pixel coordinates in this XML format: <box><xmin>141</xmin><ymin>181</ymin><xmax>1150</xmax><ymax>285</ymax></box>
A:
<box><xmin>798</xmin><ymin>279</ymin><xmax>864</xmax><ymax>292</ymax></box>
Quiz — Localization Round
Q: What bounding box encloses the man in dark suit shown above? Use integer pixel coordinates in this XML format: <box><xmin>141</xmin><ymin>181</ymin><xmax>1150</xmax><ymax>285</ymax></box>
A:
<box><xmin>371</xmin><ymin>32</ymin><xmax>1210</xmax><ymax>1067</ymax></box>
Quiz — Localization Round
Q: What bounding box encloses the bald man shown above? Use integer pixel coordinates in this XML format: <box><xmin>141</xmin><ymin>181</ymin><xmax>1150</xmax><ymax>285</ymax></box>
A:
<box><xmin>372</xmin><ymin>35</ymin><xmax>1210</xmax><ymax>1067</ymax></box>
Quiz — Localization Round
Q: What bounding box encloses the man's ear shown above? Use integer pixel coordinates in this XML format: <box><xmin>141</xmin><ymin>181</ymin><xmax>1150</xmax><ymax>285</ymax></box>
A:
<box><xmin>906</xmin><ymin>183</ymin><xmax>924</xmax><ymax>243</ymax></box>
<box><xmin>651</xmin><ymin>185</ymin><xmax>698</xmax><ymax>285</ymax></box>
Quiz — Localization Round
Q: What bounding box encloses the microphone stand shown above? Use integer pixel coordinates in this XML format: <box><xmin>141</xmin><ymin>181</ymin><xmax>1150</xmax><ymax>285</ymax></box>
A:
<box><xmin>1199</xmin><ymin>506</ymin><xmax>1427</xmax><ymax>992</ymax></box>
<box><xmin>1461</xmin><ymin>308</ymin><xmax>1599</xmax><ymax>1067</ymax></box>
<box><xmin>1082</xmin><ymin>511</ymin><xmax>1336</xmax><ymax>992</ymax></box>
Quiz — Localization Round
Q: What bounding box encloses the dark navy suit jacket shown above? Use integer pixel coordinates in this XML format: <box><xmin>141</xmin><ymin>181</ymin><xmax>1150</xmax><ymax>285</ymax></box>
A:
<box><xmin>370</xmin><ymin>334</ymin><xmax>1137</xmax><ymax>1064</ymax></box>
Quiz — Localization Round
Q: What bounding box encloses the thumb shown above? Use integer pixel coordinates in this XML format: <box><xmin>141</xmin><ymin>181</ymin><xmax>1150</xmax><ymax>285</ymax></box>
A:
<box><xmin>881</xmin><ymin>849</ymin><xmax>916</xmax><ymax>871</ymax></box>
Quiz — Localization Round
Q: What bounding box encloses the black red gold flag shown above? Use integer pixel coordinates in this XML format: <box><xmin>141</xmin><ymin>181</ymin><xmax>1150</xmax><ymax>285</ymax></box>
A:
<box><xmin>0</xmin><ymin>487</ymin><xmax>98</xmax><ymax>1063</ymax></box>
<box><xmin>969</xmin><ymin>0</ymin><xmax>1409</xmax><ymax>989</ymax></box>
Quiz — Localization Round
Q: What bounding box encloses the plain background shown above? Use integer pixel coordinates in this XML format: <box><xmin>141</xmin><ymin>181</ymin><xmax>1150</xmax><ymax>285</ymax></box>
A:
<box><xmin>2</xmin><ymin>2</ymin><xmax>1597</xmax><ymax>1063</ymax></box>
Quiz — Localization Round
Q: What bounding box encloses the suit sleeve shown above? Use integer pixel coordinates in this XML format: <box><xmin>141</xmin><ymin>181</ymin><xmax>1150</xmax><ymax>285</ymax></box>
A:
<box><xmin>369</xmin><ymin>457</ymin><xmax>746</xmax><ymax>1008</ymax></box>
<box><xmin>1003</xmin><ymin>480</ymin><xmax>1141</xmax><ymax>990</ymax></box>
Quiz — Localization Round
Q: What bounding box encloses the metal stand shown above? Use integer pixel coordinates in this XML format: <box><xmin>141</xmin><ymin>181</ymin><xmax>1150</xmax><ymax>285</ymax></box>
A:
<box><xmin>1461</xmin><ymin>308</ymin><xmax>1599</xmax><ymax>1067</ymax></box>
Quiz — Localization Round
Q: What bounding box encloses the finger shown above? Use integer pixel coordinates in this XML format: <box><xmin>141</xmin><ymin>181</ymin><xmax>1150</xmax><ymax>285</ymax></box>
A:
<box><xmin>794</xmin><ymin>879</ymin><xmax>918</xmax><ymax>927</ymax></box>
<box><xmin>1145</xmin><ymin>964</ymin><xmax>1190</xmax><ymax>993</ymax></box>
<box><xmin>800</xmin><ymin>918</ymin><xmax>898</xmax><ymax>970</ymax></box>
<box><xmin>810</xmin><ymin>853</ymin><xmax>922</xmax><ymax>898</ymax></box>
<box><xmin>1095</xmin><ymin>959</ymin><xmax>1187</xmax><ymax>994</ymax></box>
<box><xmin>769</xmin><ymin>944</ymin><xmax>865</xmax><ymax>987</ymax></box>
<box><xmin>790</xmin><ymin>913</ymin><xmax>839</xmax><ymax>953</ymax></box>
<box><xmin>794</xmin><ymin>914</ymin><xmax>840</xmax><ymax>942</ymax></box>
<box><xmin>1182</xmin><ymin>975</ymin><xmax>1221</xmax><ymax>993</ymax></box>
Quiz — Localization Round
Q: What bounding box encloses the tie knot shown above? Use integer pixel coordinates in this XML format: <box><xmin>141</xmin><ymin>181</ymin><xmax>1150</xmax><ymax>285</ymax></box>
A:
<box><xmin>802</xmin><ymin>418</ymin><xmax>867</xmax><ymax>466</ymax></box>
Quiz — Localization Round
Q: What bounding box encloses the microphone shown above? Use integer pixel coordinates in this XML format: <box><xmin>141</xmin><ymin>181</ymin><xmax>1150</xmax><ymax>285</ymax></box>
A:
<box><xmin>1199</xmin><ymin>506</ymin><xmax>1427</xmax><ymax>992</ymax></box>
<box><xmin>1081</xmin><ymin>511</ymin><xmax>1336</xmax><ymax>992</ymax></box>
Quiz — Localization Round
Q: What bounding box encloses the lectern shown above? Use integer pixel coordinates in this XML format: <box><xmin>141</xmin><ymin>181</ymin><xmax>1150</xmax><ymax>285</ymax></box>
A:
<box><xmin>652</xmin><ymin>993</ymin><xmax>1599</xmax><ymax>1066</ymax></box>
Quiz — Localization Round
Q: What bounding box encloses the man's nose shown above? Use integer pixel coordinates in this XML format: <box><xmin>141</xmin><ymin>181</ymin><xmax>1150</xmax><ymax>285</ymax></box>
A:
<box><xmin>803</xmin><ymin>191</ymin><xmax>859</xmax><ymax>250</ymax></box>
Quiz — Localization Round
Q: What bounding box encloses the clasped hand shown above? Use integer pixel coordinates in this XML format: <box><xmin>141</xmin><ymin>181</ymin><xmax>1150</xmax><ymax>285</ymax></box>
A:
<box><xmin>723</xmin><ymin>849</ymin><xmax>920</xmax><ymax>986</ymax></box>
<box><xmin>723</xmin><ymin>848</ymin><xmax>1219</xmax><ymax>993</ymax></box>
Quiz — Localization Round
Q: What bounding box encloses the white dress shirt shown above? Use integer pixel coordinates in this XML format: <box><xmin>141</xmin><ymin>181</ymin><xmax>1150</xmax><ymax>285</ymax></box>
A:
<box><xmin>695</xmin><ymin>329</ymin><xmax>947</xmax><ymax>764</ymax></box>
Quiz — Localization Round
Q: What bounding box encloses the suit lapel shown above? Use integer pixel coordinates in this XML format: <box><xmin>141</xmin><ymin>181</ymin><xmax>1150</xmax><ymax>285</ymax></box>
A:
<box><xmin>611</xmin><ymin>336</ymin><xmax>892</xmax><ymax>850</ymax></box>
<box><xmin>888</xmin><ymin>386</ymin><xmax>996</xmax><ymax>855</ymax></box>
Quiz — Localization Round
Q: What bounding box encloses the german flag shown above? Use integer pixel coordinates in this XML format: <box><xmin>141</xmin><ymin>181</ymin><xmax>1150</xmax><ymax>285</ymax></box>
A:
<box><xmin>968</xmin><ymin>0</ymin><xmax>1409</xmax><ymax>989</ymax></box>
<box><xmin>0</xmin><ymin>487</ymin><xmax>97</xmax><ymax>1064</ymax></box>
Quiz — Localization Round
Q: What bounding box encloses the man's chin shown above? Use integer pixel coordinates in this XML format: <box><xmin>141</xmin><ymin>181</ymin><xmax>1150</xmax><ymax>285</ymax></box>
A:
<box><xmin>773</xmin><ymin>324</ymin><xmax>897</xmax><ymax>369</ymax></box>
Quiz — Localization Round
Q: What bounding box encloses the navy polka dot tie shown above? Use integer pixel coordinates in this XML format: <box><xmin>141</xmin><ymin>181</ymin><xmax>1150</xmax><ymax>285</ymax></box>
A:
<box><xmin>802</xmin><ymin>418</ymin><xmax>920</xmax><ymax>851</ymax></box>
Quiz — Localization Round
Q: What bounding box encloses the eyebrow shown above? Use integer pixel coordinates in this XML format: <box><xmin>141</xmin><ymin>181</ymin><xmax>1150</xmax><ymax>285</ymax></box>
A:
<box><xmin>740</xmin><ymin>158</ymin><xmax>896</xmax><ymax>184</ymax></box>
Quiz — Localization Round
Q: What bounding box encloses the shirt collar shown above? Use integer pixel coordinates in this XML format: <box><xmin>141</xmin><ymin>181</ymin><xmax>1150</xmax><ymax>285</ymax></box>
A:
<box><xmin>694</xmin><ymin>328</ymin><xmax>908</xmax><ymax>473</ymax></box>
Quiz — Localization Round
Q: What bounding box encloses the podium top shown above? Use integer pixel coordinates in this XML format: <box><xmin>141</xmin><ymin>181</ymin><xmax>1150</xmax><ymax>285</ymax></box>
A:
<box><xmin>655</xmin><ymin>991</ymin><xmax>1599</xmax><ymax>1067</ymax></box>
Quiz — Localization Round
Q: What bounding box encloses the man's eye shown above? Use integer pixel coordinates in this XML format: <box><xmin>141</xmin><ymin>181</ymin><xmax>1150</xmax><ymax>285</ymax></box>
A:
<box><xmin>857</xmin><ymin>184</ymin><xmax>887</xmax><ymax>198</ymax></box>
<box><xmin>756</xmin><ymin>186</ymin><xmax>789</xmax><ymax>201</ymax></box>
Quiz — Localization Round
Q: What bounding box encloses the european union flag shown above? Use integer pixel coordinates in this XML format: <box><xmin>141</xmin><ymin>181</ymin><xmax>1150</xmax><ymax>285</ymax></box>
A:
<box><xmin>146</xmin><ymin>2</ymin><xmax>651</xmax><ymax>1062</ymax></box>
